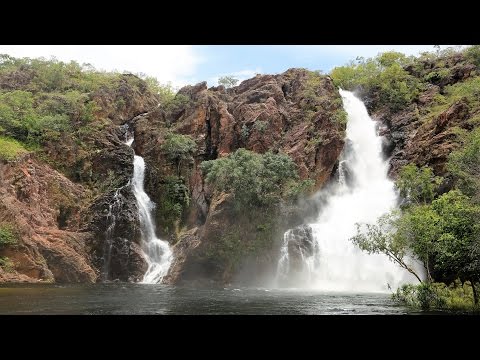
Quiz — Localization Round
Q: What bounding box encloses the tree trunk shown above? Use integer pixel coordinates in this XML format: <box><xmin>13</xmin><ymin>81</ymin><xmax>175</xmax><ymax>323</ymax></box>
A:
<box><xmin>471</xmin><ymin>279</ymin><xmax>478</xmax><ymax>305</ymax></box>
<box><xmin>425</xmin><ymin>257</ymin><xmax>433</xmax><ymax>283</ymax></box>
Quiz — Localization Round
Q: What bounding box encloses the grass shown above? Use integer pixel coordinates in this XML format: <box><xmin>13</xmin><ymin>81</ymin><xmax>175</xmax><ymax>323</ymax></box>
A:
<box><xmin>0</xmin><ymin>137</ymin><xmax>28</xmax><ymax>161</ymax></box>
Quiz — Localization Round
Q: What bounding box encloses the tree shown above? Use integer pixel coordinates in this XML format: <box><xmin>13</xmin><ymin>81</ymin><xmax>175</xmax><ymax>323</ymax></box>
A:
<box><xmin>352</xmin><ymin>190</ymin><xmax>480</xmax><ymax>304</ymax></box>
<box><xmin>218</xmin><ymin>75</ymin><xmax>239</xmax><ymax>88</ymax></box>
<box><xmin>350</xmin><ymin>211</ymin><xmax>424</xmax><ymax>283</ymax></box>
<box><xmin>448</xmin><ymin>128</ymin><xmax>480</xmax><ymax>203</ymax></box>
<box><xmin>200</xmin><ymin>148</ymin><xmax>303</xmax><ymax>210</ymax></box>
<box><xmin>430</xmin><ymin>190</ymin><xmax>480</xmax><ymax>303</ymax></box>
<box><xmin>396</xmin><ymin>164</ymin><xmax>443</xmax><ymax>205</ymax></box>
<box><xmin>161</xmin><ymin>132</ymin><xmax>197</xmax><ymax>175</ymax></box>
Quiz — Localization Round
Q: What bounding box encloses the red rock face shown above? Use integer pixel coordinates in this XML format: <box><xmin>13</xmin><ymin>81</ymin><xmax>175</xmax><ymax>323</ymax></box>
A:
<box><xmin>0</xmin><ymin>154</ymin><xmax>97</xmax><ymax>282</ymax></box>
<box><xmin>141</xmin><ymin>69</ymin><xmax>346</xmax><ymax>186</ymax></box>
<box><xmin>375</xmin><ymin>94</ymin><xmax>474</xmax><ymax>178</ymax></box>
<box><xmin>0</xmin><ymin>68</ymin><xmax>347</xmax><ymax>285</ymax></box>
<box><xmin>133</xmin><ymin>68</ymin><xmax>347</xmax><ymax>285</ymax></box>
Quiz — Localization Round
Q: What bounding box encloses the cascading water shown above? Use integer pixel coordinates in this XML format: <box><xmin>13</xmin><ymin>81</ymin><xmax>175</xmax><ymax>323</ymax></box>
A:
<box><xmin>125</xmin><ymin>134</ymin><xmax>173</xmax><ymax>284</ymax></box>
<box><xmin>277</xmin><ymin>90</ymin><xmax>421</xmax><ymax>292</ymax></box>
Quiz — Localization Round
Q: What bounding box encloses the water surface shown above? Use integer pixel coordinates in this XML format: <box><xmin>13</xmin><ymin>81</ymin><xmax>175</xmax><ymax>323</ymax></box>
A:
<box><xmin>0</xmin><ymin>284</ymin><xmax>414</xmax><ymax>315</ymax></box>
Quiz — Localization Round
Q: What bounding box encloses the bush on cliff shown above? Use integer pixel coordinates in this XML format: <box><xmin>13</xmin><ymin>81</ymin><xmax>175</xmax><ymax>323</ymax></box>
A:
<box><xmin>201</xmin><ymin>148</ymin><xmax>312</xmax><ymax>210</ymax></box>
<box><xmin>0</xmin><ymin>136</ymin><xmax>28</xmax><ymax>160</ymax></box>
<box><xmin>330</xmin><ymin>51</ymin><xmax>421</xmax><ymax>112</ymax></box>
<box><xmin>0</xmin><ymin>224</ymin><xmax>17</xmax><ymax>248</ymax></box>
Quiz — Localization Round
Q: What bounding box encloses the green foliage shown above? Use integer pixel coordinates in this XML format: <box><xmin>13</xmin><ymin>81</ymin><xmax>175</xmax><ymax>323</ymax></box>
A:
<box><xmin>161</xmin><ymin>132</ymin><xmax>196</xmax><ymax>169</ymax></box>
<box><xmin>299</xmin><ymin>71</ymin><xmax>347</xmax><ymax>127</ymax></box>
<box><xmin>0</xmin><ymin>136</ymin><xmax>28</xmax><ymax>160</ymax></box>
<box><xmin>393</xmin><ymin>283</ymin><xmax>446</xmax><ymax>310</ymax></box>
<box><xmin>430</xmin><ymin>191</ymin><xmax>480</xmax><ymax>281</ymax></box>
<box><xmin>156</xmin><ymin>176</ymin><xmax>190</xmax><ymax>234</ymax></box>
<box><xmin>253</xmin><ymin>120</ymin><xmax>268</xmax><ymax>133</ymax></box>
<box><xmin>393</xmin><ymin>281</ymin><xmax>480</xmax><ymax>311</ymax></box>
<box><xmin>0</xmin><ymin>90</ymin><xmax>38</xmax><ymax>141</ymax></box>
<box><xmin>352</xmin><ymin>189</ymin><xmax>480</xmax><ymax>285</ymax></box>
<box><xmin>448</xmin><ymin>127</ymin><xmax>480</xmax><ymax>200</ymax></box>
<box><xmin>0</xmin><ymin>256</ymin><xmax>14</xmax><ymax>272</ymax></box>
<box><xmin>218</xmin><ymin>75</ymin><xmax>239</xmax><ymax>88</ymax></box>
<box><xmin>333</xmin><ymin>108</ymin><xmax>348</xmax><ymax>126</ymax></box>
<box><xmin>284</xmin><ymin>179</ymin><xmax>315</xmax><ymax>200</ymax></box>
<box><xmin>163</xmin><ymin>93</ymin><xmax>190</xmax><ymax>115</ymax></box>
<box><xmin>465</xmin><ymin>45</ymin><xmax>480</xmax><ymax>67</ymax></box>
<box><xmin>141</xmin><ymin>76</ymin><xmax>177</xmax><ymax>104</ymax></box>
<box><xmin>396</xmin><ymin>164</ymin><xmax>443</xmax><ymax>205</ymax></box>
<box><xmin>424</xmin><ymin>67</ymin><xmax>451</xmax><ymax>84</ymax></box>
<box><xmin>241</xmin><ymin>124</ymin><xmax>250</xmax><ymax>141</ymax></box>
<box><xmin>351</xmin><ymin>211</ymin><xmax>423</xmax><ymax>282</ymax></box>
<box><xmin>96</xmin><ymin>169</ymin><xmax>124</xmax><ymax>194</ymax></box>
<box><xmin>331</xmin><ymin>51</ymin><xmax>421</xmax><ymax>112</ymax></box>
<box><xmin>201</xmin><ymin>149</ymin><xmax>305</xmax><ymax>210</ymax></box>
<box><xmin>0</xmin><ymin>224</ymin><xmax>18</xmax><ymax>248</ymax></box>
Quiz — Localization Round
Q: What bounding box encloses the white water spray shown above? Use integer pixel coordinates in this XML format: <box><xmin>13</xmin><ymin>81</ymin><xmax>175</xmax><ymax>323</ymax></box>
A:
<box><xmin>277</xmin><ymin>90</ymin><xmax>420</xmax><ymax>292</ymax></box>
<box><xmin>126</xmin><ymin>136</ymin><xmax>173</xmax><ymax>284</ymax></box>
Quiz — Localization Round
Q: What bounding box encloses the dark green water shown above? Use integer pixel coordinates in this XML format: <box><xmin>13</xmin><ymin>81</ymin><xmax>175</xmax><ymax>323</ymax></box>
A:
<box><xmin>0</xmin><ymin>284</ymin><xmax>416</xmax><ymax>314</ymax></box>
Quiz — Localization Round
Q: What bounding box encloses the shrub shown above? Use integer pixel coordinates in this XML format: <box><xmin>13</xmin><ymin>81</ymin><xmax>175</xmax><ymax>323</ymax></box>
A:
<box><xmin>156</xmin><ymin>176</ymin><xmax>190</xmax><ymax>234</ymax></box>
<box><xmin>0</xmin><ymin>256</ymin><xmax>14</xmax><ymax>272</ymax></box>
<box><xmin>0</xmin><ymin>137</ymin><xmax>28</xmax><ymax>160</ymax></box>
<box><xmin>201</xmin><ymin>148</ymin><xmax>306</xmax><ymax>210</ymax></box>
<box><xmin>161</xmin><ymin>132</ymin><xmax>196</xmax><ymax>174</ymax></box>
<box><xmin>396</xmin><ymin>164</ymin><xmax>443</xmax><ymax>205</ymax></box>
<box><xmin>448</xmin><ymin>128</ymin><xmax>480</xmax><ymax>200</ymax></box>
<box><xmin>465</xmin><ymin>45</ymin><xmax>480</xmax><ymax>67</ymax></box>
<box><xmin>0</xmin><ymin>224</ymin><xmax>18</xmax><ymax>248</ymax></box>
<box><xmin>331</xmin><ymin>51</ymin><xmax>421</xmax><ymax>112</ymax></box>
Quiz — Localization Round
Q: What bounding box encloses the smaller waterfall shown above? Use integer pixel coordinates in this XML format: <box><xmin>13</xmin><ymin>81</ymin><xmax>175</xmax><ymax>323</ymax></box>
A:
<box><xmin>125</xmin><ymin>131</ymin><xmax>173</xmax><ymax>284</ymax></box>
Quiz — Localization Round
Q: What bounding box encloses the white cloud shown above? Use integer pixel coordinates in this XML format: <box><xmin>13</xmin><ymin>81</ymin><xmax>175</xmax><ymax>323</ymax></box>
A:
<box><xmin>0</xmin><ymin>45</ymin><xmax>202</xmax><ymax>88</ymax></box>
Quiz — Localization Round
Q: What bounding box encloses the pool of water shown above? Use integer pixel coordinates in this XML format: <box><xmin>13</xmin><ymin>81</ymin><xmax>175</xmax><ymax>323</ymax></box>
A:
<box><xmin>0</xmin><ymin>284</ymin><xmax>418</xmax><ymax>315</ymax></box>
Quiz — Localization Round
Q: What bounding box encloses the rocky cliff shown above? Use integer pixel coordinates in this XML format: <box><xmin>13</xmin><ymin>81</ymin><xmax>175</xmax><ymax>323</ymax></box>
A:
<box><xmin>0</xmin><ymin>69</ymin><xmax>158</xmax><ymax>282</ymax></box>
<box><xmin>0</xmin><ymin>63</ymin><xmax>346</xmax><ymax>284</ymax></box>
<box><xmin>134</xmin><ymin>69</ymin><xmax>346</xmax><ymax>284</ymax></box>
<box><xmin>367</xmin><ymin>51</ymin><xmax>479</xmax><ymax>183</ymax></box>
<box><xmin>3</xmin><ymin>47</ymin><xmax>478</xmax><ymax>285</ymax></box>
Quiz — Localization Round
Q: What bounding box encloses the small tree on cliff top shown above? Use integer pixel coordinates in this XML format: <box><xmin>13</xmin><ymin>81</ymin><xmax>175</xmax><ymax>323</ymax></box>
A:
<box><xmin>218</xmin><ymin>76</ymin><xmax>239</xmax><ymax>88</ymax></box>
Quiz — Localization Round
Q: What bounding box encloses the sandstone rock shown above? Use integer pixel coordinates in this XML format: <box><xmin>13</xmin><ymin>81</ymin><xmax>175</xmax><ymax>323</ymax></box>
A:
<box><xmin>0</xmin><ymin>155</ymin><xmax>97</xmax><ymax>283</ymax></box>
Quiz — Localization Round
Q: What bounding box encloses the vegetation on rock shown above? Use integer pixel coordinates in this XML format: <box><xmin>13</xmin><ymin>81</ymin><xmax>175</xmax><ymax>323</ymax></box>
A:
<box><xmin>0</xmin><ymin>136</ymin><xmax>28</xmax><ymax>160</ymax></box>
<box><xmin>201</xmin><ymin>148</ymin><xmax>312</xmax><ymax>210</ymax></box>
<box><xmin>0</xmin><ymin>224</ymin><xmax>17</xmax><ymax>248</ymax></box>
<box><xmin>218</xmin><ymin>75</ymin><xmax>239</xmax><ymax>88</ymax></box>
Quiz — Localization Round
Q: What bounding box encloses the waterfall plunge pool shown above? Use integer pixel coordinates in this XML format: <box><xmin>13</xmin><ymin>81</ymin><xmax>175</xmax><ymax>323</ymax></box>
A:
<box><xmin>0</xmin><ymin>284</ymin><xmax>417</xmax><ymax>314</ymax></box>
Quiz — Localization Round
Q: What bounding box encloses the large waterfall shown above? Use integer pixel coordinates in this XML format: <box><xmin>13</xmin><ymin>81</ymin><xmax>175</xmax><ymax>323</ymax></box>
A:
<box><xmin>277</xmin><ymin>90</ymin><xmax>420</xmax><ymax>292</ymax></box>
<box><xmin>126</xmin><ymin>136</ymin><xmax>173</xmax><ymax>284</ymax></box>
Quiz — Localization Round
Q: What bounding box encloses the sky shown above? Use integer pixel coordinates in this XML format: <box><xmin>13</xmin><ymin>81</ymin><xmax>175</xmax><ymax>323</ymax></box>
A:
<box><xmin>0</xmin><ymin>45</ymin><xmax>461</xmax><ymax>89</ymax></box>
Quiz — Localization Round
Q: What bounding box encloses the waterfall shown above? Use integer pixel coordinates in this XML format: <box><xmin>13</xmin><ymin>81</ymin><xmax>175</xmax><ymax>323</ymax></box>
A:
<box><xmin>277</xmin><ymin>90</ymin><xmax>420</xmax><ymax>292</ymax></box>
<box><xmin>125</xmin><ymin>133</ymin><xmax>173</xmax><ymax>284</ymax></box>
